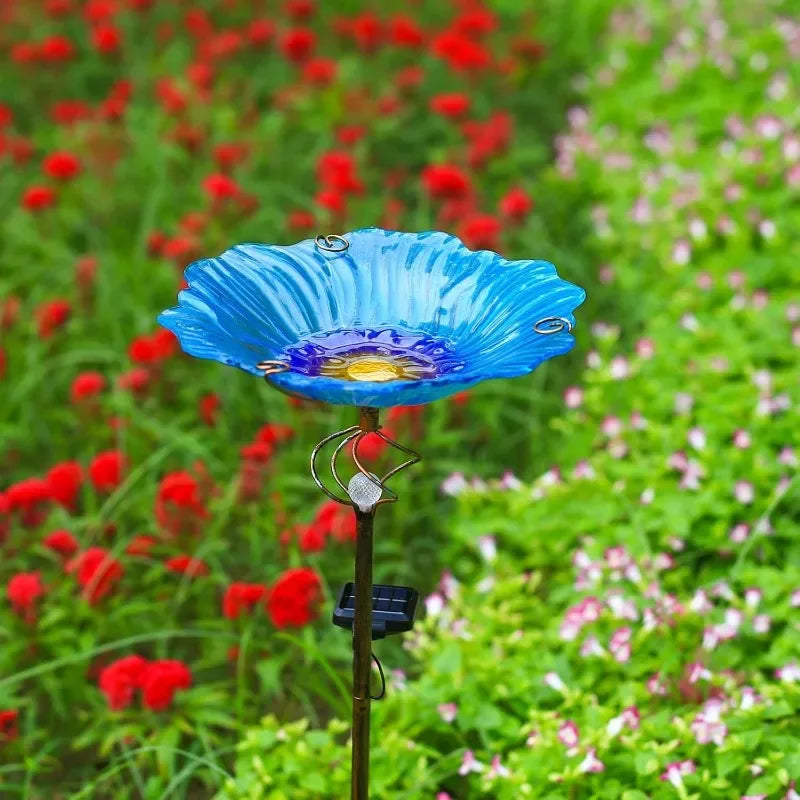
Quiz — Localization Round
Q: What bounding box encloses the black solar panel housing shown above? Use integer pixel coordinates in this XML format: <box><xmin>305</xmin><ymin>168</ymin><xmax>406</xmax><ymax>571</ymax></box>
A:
<box><xmin>332</xmin><ymin>582</ymin><xmax>419</xmax><ymax>639</ymax></box>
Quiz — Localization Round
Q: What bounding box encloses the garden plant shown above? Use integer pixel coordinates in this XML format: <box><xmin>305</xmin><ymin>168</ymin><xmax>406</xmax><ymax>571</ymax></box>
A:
<box><xmin>0</xmin><ymin>0</ymin><xmax>798</xmax><ymax>798</ymax></box>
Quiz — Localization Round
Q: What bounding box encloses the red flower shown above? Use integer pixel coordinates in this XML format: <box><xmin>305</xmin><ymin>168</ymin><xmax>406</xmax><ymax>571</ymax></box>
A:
<box><xmin>43</xmin><ymin>151</ymin><xmax>82</xmax><ymax>181</ymax></box>
<box><xmin>36</xmin><ymin>299</ymin><xmax>71</xmax><ymax>338</ymax></box>
<box><xmin>353</xmin><ymin>430</ymin><xmax>391</xmax><ymax>461</ymax></box>
<box><xmin>6</xmin><ymin>477</ymin><xmax>51</xmax><ymax>527</ymax></box>
<box><xmin>256</xmin><ymin>423</ymin><xmax>294</xmax><ymax>446</ymax></box>
<box><xmin>125</xmin><ymin>534</ymin><xmax>157</xmax><ymax>556</ymax></box>
<box><xmin>454</xmin><ymin>8</ymin><xmax>498</xmax><ymax>38</ymax></box>
<box><xmin>117</xmin><ymin>367</ymin><xmax>151</xmax><ymax>393</ymax></box>
<box><xmin>44</xmin><ymin>529</ymin><xmax>79</xmax><ymax>557</ymax></box>
<box><xmin>213</xmin><ymin>142</ymin><xmax>249</xmax><ymax>171</ymax></box>
<box><xmin>421</xmin><ymin>164</ymin><xmax>471</xmax><ymax>200</ymax></box>
<box><xmin>247</xmin><ymin>19</ymin><xmax>276</xmax><ymax>47</ymax></box>
<box><xmin>388</xmin><ymin>15</ymin><xmax>425</xmax><ymax>48</ymax></box>
<box><xmin>46</xmin><ymin>461</ymin><xmax>82</xmax><ymax>509</ymax></box>
<box><xmin>315</xmin><ymin>187</ymin><xmax>346</xmax><ymax>215</ymax></box>
<box><xmin>11</xmin><ymin>43</ymin><xmax>41</xmax><ymax>64</ymax></box>
<box><xmin>499</xmin><ymin>186</ymin><xmax>533</xmax><ymax>222</ymax></box>
<box><xmin>199</xmin><ymin>393</ymin><xmax>220</xmax><ymax>425</ymax></box>
<box><xmin>280</xmin><ymin>28</ymin><xmax>315</xmax><ymax>63</ymax></box>
<box><xmin>140</xmin><ymin>659</ymin><xmax>191</xmax><ymax>711</ymax></box>
<box><xmin>128</xmin><ymin>329</ymin><xmax>177</xmax><ymax>364</ymax></box>
<box><xmin>76</xmin><ymin>255</ymin><xmax>98</xmax><ymax>290</ymax></box>
<box><xmin>99</xmin><ymin>654</ymin><xmax>147</xmax><ymax>710</ymax></box>
<box><xmin>0</xmin><ymin>710</ymin><xmax>19</xmax><ymax>743</ymax></box>
<box><xmin>312</xmin><ymin>500</ymin><xmax>356</xmax><ymax>542</ymax></box>
<box><xmin>458</xmin><ymin>213</ymin><xmax>502</xmax><ymax>251</ymax></box>
<box><xmin>22</xmin><ymin>185</ymin><xmax>56</xmax><ymax>212</ymax></box>
<box><xmin>165</xmin><ymin>555</ymin><xmax>209</xmax><ymax>577</ymax></box>
<box><xmin>40</xmin><ymin>35</ymin><xmax>75</xmax><ymax>62</ymax></box>
<box><xmin>91</xmin><ymin>25</ymin><xmax>122</xmax><ymax>54</ymax></box>
<box><xmin>429</xmin><ymin>93</ymin><xmax>471</xmax><ymax>119</ymax></box>
<box><xmin>0</xmin><ymin>347</ymin><xmax>6</xmax><ymax>381</ymax></box>
<box><xmin>71</xmin><ymin>371</ymin><xmax>105</xmax><ymax>404</ymax></box>
<box><xmin>431</xmin><ymin>30</ymin><xmax>491</xmax><ymax>72</ymax></box>
<box><xmin>154</xmin><ymin>471</ymin><xmax>209</xmax><ymax>537</ymax></box>
<box><xmin>67</xmin><ymin>547</ymin><xmax>124</xmax><ymax>603</ymax></box>
<box><xmin>223</xmin><ymin>582</ymin><xmax>267</xmax><ymax>620</ymax></box>
<box><xmin>298</xmin><ymin>523</ymin><xmax>326</xmax><ymax>552</ymax></box>
<box><xmin>350</xmin><ymin>13</ymin><xmax>383</xmax><ymax>52</ymax></box>
<box><xmin>88</xmin><ymin>450</ymin><xmax>126</xmax><ymax>492</ymax></box>
<box><xmin>266</xmin><ymin>567</ymin><xmax>322</xmax><ymax>629</ymax></box>
<box><xmin>51</xmin><ymin>100</ymin><xmax>91</xmax><ymax>125</ymax></box>
<box><xmin>394</xmin><ymin>65</ymin><xmax>425</xmax><ymax>91</ymax></box>
<box><xmin>303</xmin><ymin>58</ymin><xmax>338</xmax><ymax>85</ymax></box>
<box><xmin>202</xmin><ymin>173</ymin><xmax>241</xmax><ymax>202</ymax></box>
<box><xmin>0</xmin><ymin>104</ymin><xmax>13</xmax><ymax>128</ymax></box>
<box><xmin>286</xmin><ymin>0</ymin><xmax>315</xmax><ymax>20</ymax></box>
<box><xmin>240</xmin><ymin>441</ymin><xmax>273</xmax><ymax>463</ymax></box>
<box><xmin>287</xmin><ymin>209</ymin><xmax>316</xmax><ymax>231</ymax></box>
<box><xmin>7</xmin><ymin>572</ymin><xmax>44</xmax><ymax>623</ymax></box>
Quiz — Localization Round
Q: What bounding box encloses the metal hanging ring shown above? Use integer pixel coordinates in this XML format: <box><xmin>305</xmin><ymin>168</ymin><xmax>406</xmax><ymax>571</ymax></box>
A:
<box><xmin>533</xmin><ymin>316</ymin><xmax>573</xmax><ymax>335</ymax></box>
<box><xmin>256</xmin><ymin>360</ymin><xmax>290</xmax><ymax>376</ymax></box>
<box><xmin>314</xmin><ymin>234</ymin><xmax>349</xmax><ymax>253</ymax></box>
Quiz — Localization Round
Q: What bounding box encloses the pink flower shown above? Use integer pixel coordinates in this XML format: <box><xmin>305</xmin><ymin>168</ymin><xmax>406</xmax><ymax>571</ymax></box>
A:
<box><xmin>775</xmin><ymin>662</ymin><xmax>800</xmax><ymax>683</ymax></box>
<box><xmin>647</xmin><ymin>673</ymin><xmax>668</xmax><ymax>696</ymax></box>
<box><xmin>425</xmin><ymin>593</ymin><xmax>445</xmax><ymax>617</ymax></box>
<box><xmin>609</xmin><ymin>356</ymin><xmax>629</xmax><ymax>379</ymax></box>
<box><xmin>733</xmin><ymin>429</ymin><xmax>752</xmax><ymax>448</ymax></box>
<box><xmin>564</xmin><ymin>386</ymin><xmax>584</xmax><ymax>408</ymax></box>
<box><xmin>580</xmin><ymin>635</ymin><xmax>605</xmax><ymax>657</ymax></box>
<box><xmin>437</xmin><ymin>703</ymin><xmax>458</xmax><ymax>723</ymax></box>
<box><xmin>753</xmin><ymin>615</ymin><xmax>771</xmax><ymax>634</ymax></box>
<box><xmin>543</xmin><ymin>672</ymin><xmax>567</xmax><ymax>693</ymax></box>
<box><xmin>744</xmin><ymin>588</ymin><xmax>762</xmax><ymax>608</ymax></box>
<box><xmin>661</xmin><ymin>760</ymin><xmax>696</xmax><ymax>788</ymax></box>
<box><xmin>609</xmin><ymin>627</ymin><xmax>632</xmax><ymax>663</ymax></box>
<box><xmin>458</xmin><ymin>750</ymin><xmax>485</xmax><ymax>775</ymax></box>
<box><xmin>734</xmin><ymin>481</ymin><xmax>755</xmax><ymax>503</ymax></box>
<box><xmin>557</xmin><ymin>720</ymin><xmax>579</xmax><ymax>748</ymax></box>
<box><xmin>691</xmin><ymin>701</ymin><xmax>728</xmax><ymax>745</ymax></box>
<box><xmin>477</xmin><ymin>535</ymin><xmax>496</xmax><ymax>562</ymax></box>
<box><xmin>687</xmin><ymin>427</ymin><xmax>706</xmax><ymax>450</ymax></box>
<box><xmin>488</xmin><ymin>755</ymin><xmax>510</xmax><ymax>779</ymax></box>
<box><xmin>577</xmin><ymin>748</ymin><xmax>605</xmax><ymax>774</ymax></box>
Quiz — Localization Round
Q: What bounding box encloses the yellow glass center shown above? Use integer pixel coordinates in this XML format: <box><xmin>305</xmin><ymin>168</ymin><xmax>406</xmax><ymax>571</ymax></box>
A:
<box><xmin>318</xmin><ymin>352</ymin><xmax>435</xmax><ymax>382</ymax></box>
<box><xmin>345</xmin><ymin>358</ymin><xmax>403</xmax><ymax>382</ymax></box>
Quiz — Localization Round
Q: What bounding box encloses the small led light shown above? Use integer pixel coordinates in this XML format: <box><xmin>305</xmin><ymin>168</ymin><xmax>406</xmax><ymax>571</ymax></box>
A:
<box><xmin>347</xmin><ymin>472</ymin><xmax>383</xmax><ymax>511</ymax></box>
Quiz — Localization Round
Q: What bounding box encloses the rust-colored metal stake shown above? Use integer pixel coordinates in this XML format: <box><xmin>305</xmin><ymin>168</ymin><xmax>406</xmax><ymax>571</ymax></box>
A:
<box><xmin>351</xmin><ymin>406</ymin><xmax>379</xmax><ymax>800</ymax></box>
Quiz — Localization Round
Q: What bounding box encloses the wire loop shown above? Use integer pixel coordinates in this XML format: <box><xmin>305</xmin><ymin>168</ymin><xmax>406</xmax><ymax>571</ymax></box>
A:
<box><xmin>314</xmin><ymin>234</ymin><xmax>349</xmax><ymax>253</ymax></box>
<box><xmin>533</xmin><ymin>316</ymin><xmax>573</xmax><ymax>335</ymax></box>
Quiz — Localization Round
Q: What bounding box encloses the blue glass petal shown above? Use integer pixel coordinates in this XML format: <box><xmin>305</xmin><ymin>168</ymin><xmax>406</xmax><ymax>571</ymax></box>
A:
<box><xmin>158</xmin><ymin>227</ymin><xmax>586</xmax><ymax>407</ymax></box>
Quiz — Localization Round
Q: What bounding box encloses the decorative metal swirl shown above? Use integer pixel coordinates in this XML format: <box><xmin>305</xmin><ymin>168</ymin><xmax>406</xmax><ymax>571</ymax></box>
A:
<box><xmin>314</xmin><ymin>234</ymin><xmax>350</xmax><ymax>253</ymax></box>
<box><xmin>310</xmin><ymin>422</ymin><xmax>422</xmax><ymax>510</ymax></box>
<box><xmin>533</xmin><ymin>316</ymin><xmax>573</xmax><ymax>335</ymax></box>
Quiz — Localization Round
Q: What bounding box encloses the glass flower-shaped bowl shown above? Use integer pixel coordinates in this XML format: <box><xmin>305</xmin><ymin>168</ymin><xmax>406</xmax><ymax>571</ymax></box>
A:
<box><xmin>158</xmin><ymin>227</ymin><xmax>586</xmax><ymax>407</ymax></box>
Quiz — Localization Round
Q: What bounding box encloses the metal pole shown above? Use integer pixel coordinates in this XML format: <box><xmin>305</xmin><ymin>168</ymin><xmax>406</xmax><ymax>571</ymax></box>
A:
<box><xmin>351</xmin><ymin>406</ymin><xmax>379</xmax><ymax>800</ymax></box>
<box><xmin>351</xmin><ymin>507</ymin><xmax>374</xmax><ymax>800</ymax></box>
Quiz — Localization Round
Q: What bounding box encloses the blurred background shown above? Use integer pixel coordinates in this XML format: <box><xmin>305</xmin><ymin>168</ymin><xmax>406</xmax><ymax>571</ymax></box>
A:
<box><xmin>0</xmin><ymin>1</ymin><xmax>798</xmax><ymax>798</ymax></box>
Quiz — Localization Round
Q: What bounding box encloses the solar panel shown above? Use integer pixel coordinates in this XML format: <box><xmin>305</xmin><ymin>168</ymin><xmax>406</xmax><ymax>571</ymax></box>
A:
<box><xmin>332</xmin><ymin>582</ymin><xmax>419</xmax><ymax>639</ymax></box>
